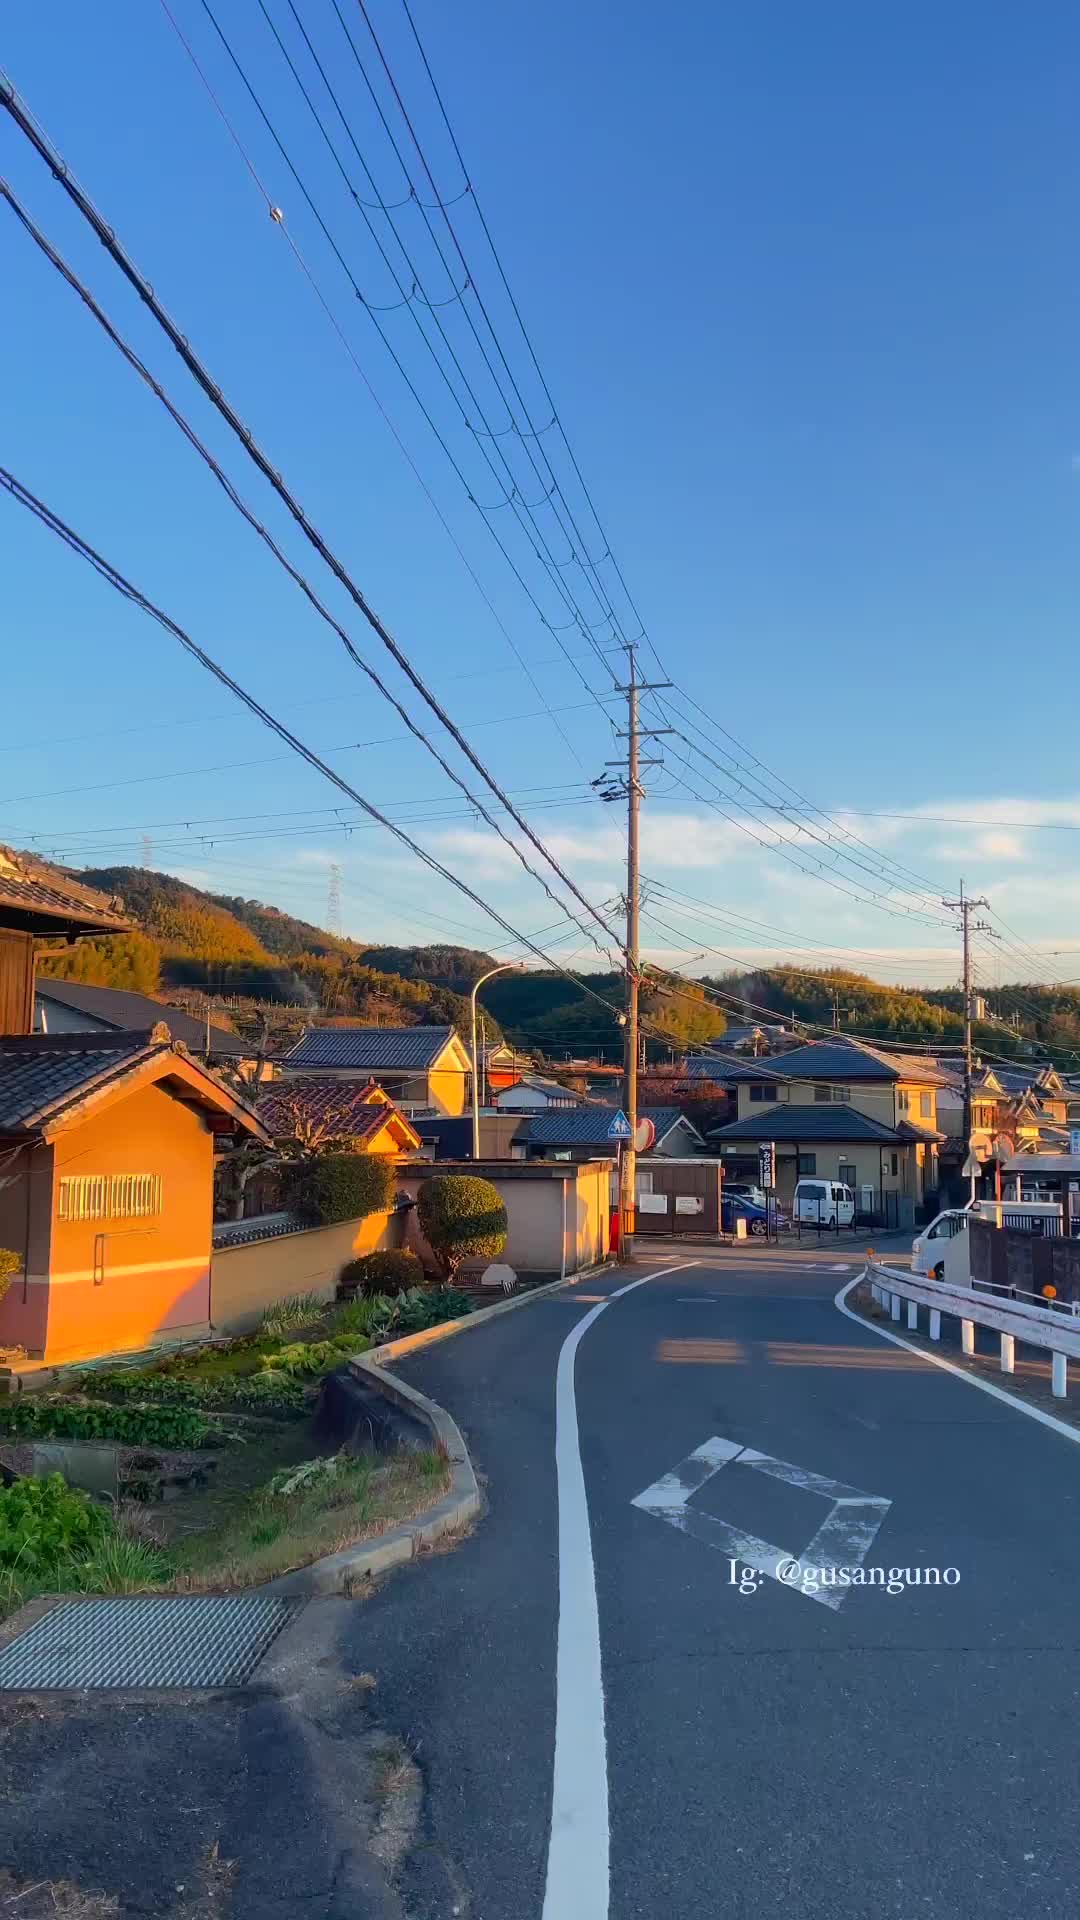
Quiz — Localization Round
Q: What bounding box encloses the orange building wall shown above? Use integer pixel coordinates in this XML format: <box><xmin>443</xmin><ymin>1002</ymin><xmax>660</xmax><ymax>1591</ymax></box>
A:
<box><xmin>41</xmin><ymin>1082</ymin><xmax>214</xmax><ymax>1363</ymax></box>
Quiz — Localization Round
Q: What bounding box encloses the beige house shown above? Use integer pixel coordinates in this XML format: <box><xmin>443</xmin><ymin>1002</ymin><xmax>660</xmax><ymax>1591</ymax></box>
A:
<box><xmin>709</xmin><ymin>1039</ymin><xmax>945</xmax><ymax>1209</ymax></box>
<box><xmin>277</xmin><ymin>1025</ymin><xmax>472</xmax><ymax>1117</ymax></box>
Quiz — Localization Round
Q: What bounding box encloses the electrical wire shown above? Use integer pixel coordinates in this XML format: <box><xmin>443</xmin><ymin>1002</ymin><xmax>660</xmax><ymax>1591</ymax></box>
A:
<box><xmin>0</xmin><ymin>462</ymin><xmax>637</xmax><ymax>1023</ymax></box>
<box><xmin>157</xmin><ymin>1</ymin><xmax>601</xmax><ymax>759</ymax></box>
<box><xmin>194</xmin><ymin>1</ymin><xmax>621</xmax><ymax>696</ymax></box>
<box><xmin>0</xmin><ymin>72</ymin><xmax>625</xmax><ymax>962</ymax></box>
<box><xmin>0</xmin><ymin>175</ymin><xmax>621</xmax><ymax>964</ymax></box>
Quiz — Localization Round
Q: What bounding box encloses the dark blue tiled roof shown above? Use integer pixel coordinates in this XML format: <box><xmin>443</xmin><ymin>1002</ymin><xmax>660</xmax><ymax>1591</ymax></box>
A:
<box><xmin>282</xmin><ymin>1025</ymin><xmax>458</xmax><ymax>1071</ymax></box>
<box><xmin>0</xmin><ymin>1031</ymin><xmax>158</xmax><ymax>1135</ymax></box>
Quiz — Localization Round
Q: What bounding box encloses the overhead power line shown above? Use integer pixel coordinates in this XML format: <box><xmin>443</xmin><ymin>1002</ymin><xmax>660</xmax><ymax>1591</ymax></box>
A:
<box><xmin>0</xmin><ymin>71</ymin><xmax>623</xmax><ymax>961</ymax></box>
<box><xmin>184</xmin><ymin>2</ymin><xmax>621</xmax><ymax>704</ymax></box>
<box><xmin>0</xmin><ymin>461</ymin><xmax>629</xmax><ymax>1021</ymax></box>
<box><xmin>158</xmin><ymin>2</ymin><xmax>614</xmax><ymax>744</ymax></box>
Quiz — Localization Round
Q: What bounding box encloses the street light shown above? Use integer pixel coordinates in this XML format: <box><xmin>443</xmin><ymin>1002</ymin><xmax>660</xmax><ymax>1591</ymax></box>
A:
<box><xmin>470</xmin><ymin>965</ymin><xmax>519</xmax><ymax>1159</ymax></box>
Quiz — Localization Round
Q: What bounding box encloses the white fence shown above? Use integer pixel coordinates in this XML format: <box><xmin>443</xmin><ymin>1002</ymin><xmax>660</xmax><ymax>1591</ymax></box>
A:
<box><xmin>867</xmin><ymin>1262</ymin><xmax>1080</xmax><ymax>1399</ymax></box>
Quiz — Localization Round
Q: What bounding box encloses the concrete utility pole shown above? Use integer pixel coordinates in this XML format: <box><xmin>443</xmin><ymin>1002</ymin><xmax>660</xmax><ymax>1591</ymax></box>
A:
<box><xmin>943</xmin><ymin>881</ymin><xmax>990</xmax><ymax>1187</ymax></box>
<box><xmin>595</xmin><ymin>647</ymin><xmax>671</xmax><ymax>1261</ymax></box>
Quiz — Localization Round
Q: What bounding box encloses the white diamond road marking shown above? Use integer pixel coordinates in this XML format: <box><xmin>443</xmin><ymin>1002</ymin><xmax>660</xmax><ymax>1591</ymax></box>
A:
<box><xmin>631</xmin><ymin>1436</ymin><xmax>890</xmax><ymax>1610</ymax></box>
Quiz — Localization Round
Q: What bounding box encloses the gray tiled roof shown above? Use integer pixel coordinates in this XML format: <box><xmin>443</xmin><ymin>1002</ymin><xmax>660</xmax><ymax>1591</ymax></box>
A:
<box><xmin>0</xmin><ymin>848</ymin><xmax>130</xmax><ymax>935</ymax></box>
<box><xmin>0</xmin><ymin>1031</ymin><xmax>159</xmax><ymax>1136</ymax></box>
<box><xmin>749</xmin><ymin>1040</ymin><xmax>950</xmax><ymax>1085</ymax></box>
<box><xmin>35</xmin><ymin>978</ymin><xmax>246</xmax><ymax>1057</ymax></box>
<box><xmin>281</xmin><ymin>1026</ymin><xmax>459</xmax><ymax>1071</ymax></box>
<box><xmin>709</xmin><ymin>1106</ymin><xmax>904</xmax><ymax>1144</ymax></box>
<box><xmin>514</xmin><ymin>1107</ymin><xmax>632</xmax><ymax>1147</ymax></box>
<box><xmin>640</xmin><ymin>1106</ymin><xmax>704</xmax><ymax>1143</ymax></box>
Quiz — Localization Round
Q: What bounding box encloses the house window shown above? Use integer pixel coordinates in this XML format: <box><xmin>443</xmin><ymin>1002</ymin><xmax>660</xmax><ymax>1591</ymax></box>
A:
<box><xmin>797</xmin><ymin>1153</ymin><xmax>817</xmax><ymax>1175</ymax></box>
<box><xmin>839</xmin><ymin>1162</ymin><xmax>857</xmax><ymax>1189</ymax></box>
<box><xmin>898</xmin><ymin>1091</ymin><xmax>910</xmax><ymax>1114</ymax></box>
<box><xmin>57</xmin><ymin>1173</ymin><xmax>164</xmax><ymax>1223</ymax></box>
<box><xmin>814</xmin><ymin>1085</ymin><xmax>832</xmax><ymax>1103</ymax></box>
<box><xmin>891</xmin><ymin>1154</ymin><xmax>899</xmax><ymax>1177</ymax></box>
<box><xmin>919</xmin><ymin>1093</ymin><xmax>932</xmax><ymax>1120</ymax></box>
<box><xmin>749</xmin><ymin>1083</ymin><xmax>778</xmax><ymax>1102</ymax></box>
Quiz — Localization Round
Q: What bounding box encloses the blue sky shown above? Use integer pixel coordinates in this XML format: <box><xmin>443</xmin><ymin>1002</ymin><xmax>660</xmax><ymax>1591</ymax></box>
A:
<box><xmin>2</xmin><ymin>0</ymin><xmax>1078</xmax><ymax>996</ymax></box>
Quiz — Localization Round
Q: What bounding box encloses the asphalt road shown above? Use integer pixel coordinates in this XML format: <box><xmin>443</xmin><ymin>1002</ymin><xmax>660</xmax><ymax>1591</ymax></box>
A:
<box><xmin>350</xmin><ymin>1238</ymin><xmax>1080</xmax><ymax>1919</ymax></box>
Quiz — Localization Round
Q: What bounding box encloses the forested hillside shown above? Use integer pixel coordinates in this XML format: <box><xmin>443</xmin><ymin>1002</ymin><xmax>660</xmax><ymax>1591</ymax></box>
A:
<box><xmin>28</xmin><ymin>858</ymin><xmax>1078</xmax><ymax>1064</ymax></box>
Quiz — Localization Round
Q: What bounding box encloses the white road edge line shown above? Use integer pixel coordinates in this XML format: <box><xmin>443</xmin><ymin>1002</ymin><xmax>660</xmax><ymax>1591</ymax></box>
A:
<box><xmin>543</xmin><ymin>1258</ymin><xmax>698</xmax><ymax>1920</ymax></box>
<box><xmin>834</xmin><ymin>1270</ymin><xmax>1080</xmax><ymax>1448</ymax></box>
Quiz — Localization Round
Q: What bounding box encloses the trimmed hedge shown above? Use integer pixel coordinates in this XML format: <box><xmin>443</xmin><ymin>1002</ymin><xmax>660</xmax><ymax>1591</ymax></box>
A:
<box><xmin>295</xmin><ymin>1152</ymin><xmax>397</xmax><ymax>1227</ymax></box>
<box><xmin>417</xmin><ymin>1175</ymin><xmax>507</xmax><ymax>1281</ymax></box>
<box><xmin>338</xmin><ymin>1249</ymin><xmax>425</xmax><ymax>1298</ymax></box>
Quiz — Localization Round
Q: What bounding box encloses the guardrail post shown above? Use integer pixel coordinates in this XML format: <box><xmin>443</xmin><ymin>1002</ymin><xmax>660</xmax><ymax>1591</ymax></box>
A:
<box><xmin>961</xmin><ymin>1320</ymin><xmax>975</xmax><ymax>1356</ymax></box>
<box><xmin>890</xmin><ymin>1293</ymin><xmax>901</xmax><ymax>1321</ymax></box>
<box><xmin>1052</xmin><ymin>1352</ymin><xmax>1068</xmax><ymax>1398</ymax></box>
<box><xmin>1000</xmin><ymin>1333</ymin><xmax>1015</xmax><ymax>1375</ymax></box>
<box><xmin>929</xmin><ymin>1308</ymin><xmax>941</xmax><ymax>1341</ymax></box>
<box><xmin>906</xmin><ymin>1300</ymin><xmax>918</xmax><ymax>1331</ymax></box>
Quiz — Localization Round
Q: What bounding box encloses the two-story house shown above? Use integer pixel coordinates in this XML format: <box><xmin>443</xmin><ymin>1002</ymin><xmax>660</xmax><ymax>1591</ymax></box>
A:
<box><xmin>708</xmin><ymin>1038</ymin><xmax>946</xmax><ymax>1211</ymax></box>
<box><xmin>276</xmin><ymin>1025</ymin><xmax>473</xmax><ymax>1117</ymax></box>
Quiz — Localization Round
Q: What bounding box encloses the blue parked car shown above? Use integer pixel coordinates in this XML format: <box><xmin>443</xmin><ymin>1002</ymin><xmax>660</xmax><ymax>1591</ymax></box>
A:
<box><xmin>722</xmin><ymin>1194</ymin><xmax>773</xmax><ymax>1237</ymax></box>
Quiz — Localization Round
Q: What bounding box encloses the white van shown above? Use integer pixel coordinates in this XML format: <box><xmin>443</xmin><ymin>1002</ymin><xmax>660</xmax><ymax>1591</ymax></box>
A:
<box><xmin>912</xmin><ymin>1199</ymin><xmax>1063</xmax><ymax>1282</ymax></box>
<box><xmin>793</xmin><ymin>1179</ymin><xmax>855</xmax><ymax>1227</ymax></box>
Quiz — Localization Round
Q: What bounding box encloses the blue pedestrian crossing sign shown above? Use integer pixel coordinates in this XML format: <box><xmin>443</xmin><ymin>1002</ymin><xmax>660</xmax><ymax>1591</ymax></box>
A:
<box><xmin>606</xmin><ymin>1111</ymin><xmax>633</xmax><ymax>1141</ymax></box>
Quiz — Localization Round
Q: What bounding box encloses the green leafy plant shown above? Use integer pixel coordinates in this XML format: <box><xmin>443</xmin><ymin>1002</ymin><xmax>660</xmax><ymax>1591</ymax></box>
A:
<box><xmin>268</xmin><ymin>1454</ymin><xmax>345</xmax><ymax>1498</ymax></box>
<box><xmin>392</xmin><ymin>1286</ymin><xmax>472</xmax><ymax>1334</ymax></box>
<box><xmin>258</xmin><ymin>1290</ymin><xmax>325</xmax><ymax>1338</ymax></box>
<box><xmin>417</xmin><ymin>1174</ymin><xmax>507</xmax><ymax>1281</ymax></box>
<box><xmin>331</xmin><ymin>1294</ymin><xmax>398</xmax><ymax>1341</ymax></box>
<box><xmin>0</xmin><ymin>1397</ymin><xmax>220</xmax><ymax>1449</ymax></box>
<box><xmin>296</xmin><ymin>1152</ymin><xmax>397</xmax><ymax>1227</ymax></box>
<box><xmin>92</xmin><ymin>1366</ymin><xmax>305</xmax><ymax>1416</ymax></box>
<box><xmin>256</xmin><ymin>1332</ymin><xmax>368</xmax><ymax>1379</ymax></box>
<box><xmin>338</xmin><ymin>1249</ymin><xmax>424</xmax><ymax>1298</ymax></box>
<box><xmin>0</xmin><ymin>1473</ymin><xmax>107</xmax><ymax>1577</ymax></box>
<box><xmin>0</xmin><ymin>1247</ymin><xmax>20</xmax><ymax>1306</ymax></box>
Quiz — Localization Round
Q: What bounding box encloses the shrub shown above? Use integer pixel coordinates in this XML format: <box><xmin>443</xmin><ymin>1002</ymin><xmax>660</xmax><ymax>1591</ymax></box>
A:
<box><xmin>0</xmin><ymin>1247</ymin><xmax>20</xmax><ymax>1306</ymax></box>
<box><xmin>417</xmin><ymin>1175</ymin><xmax>507</xmax><ymax>1281</ymax></box>
<box><xmin>0</xmin><ymin>1397</ymin><xmax>219</xmax><ymax>1450</ymax></box>
<box><xmin>296</xmin><ymin>1153</ymin><xmax>397</xmax><ymax>1228</ymax></box>
<box><xmin>259</xmin><ymin>1290</ymin><xmax>325</xmax><ymax>1338</ymax></box>
<box><xmin>338</xmin><ymin>1249</ymin><xmax>424</xmax><ymax>1299</ymax></box>
<box><xmin>0</xmin><ymin>1473</ymin><xmax>107</xmax><ymax>1578</ymax></box>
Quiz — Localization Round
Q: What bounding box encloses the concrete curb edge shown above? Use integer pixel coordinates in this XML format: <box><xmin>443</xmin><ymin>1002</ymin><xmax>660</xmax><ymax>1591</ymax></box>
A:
<box><xmin>267</xmin><ymin>1259</ymin><xmax>614</xmax><ymax>1596</ymax></box>
<box><xmin>268</xmin><ymin>1359</ymin><xmax>481</xmax><ymax>1597</ymax></box>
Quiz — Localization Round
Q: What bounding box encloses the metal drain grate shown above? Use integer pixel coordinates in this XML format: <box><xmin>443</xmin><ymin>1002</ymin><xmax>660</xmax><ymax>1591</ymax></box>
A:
<box><xmin>0</xmin><ymin>1594</ymin><xmax>296</xmax><ymax>1691</ymax></box>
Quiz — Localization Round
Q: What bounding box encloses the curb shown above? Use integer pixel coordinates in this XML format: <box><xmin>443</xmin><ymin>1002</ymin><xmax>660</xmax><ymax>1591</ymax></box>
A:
<box><xmin>367</xmin><ymin>1256</ymin><xmax>614</xmax><ymax>1366</ymax></box>
<box><xmin>267</xmin><ymin>1358</ymin><xmax>481</xmax><ymax>1597</ymax></box>
<box><xmin>266</xmin><ymin>1259</ymin><xmax>614</xmax><ymax>1596</ymax></box>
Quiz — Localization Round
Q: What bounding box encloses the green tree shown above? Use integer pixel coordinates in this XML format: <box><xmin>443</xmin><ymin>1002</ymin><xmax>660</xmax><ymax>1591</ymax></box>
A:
<box><xmin>417</xmin><ymin>1175</ymin><xmax>508</xmax><ymax>1281</ymax></box>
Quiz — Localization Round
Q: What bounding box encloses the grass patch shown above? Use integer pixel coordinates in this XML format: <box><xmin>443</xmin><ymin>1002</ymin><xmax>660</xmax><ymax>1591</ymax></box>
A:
<box><xmin>169</xmin><ymin>1447</ymin><xmax>450</xmax><ymax>1589</ymax></box>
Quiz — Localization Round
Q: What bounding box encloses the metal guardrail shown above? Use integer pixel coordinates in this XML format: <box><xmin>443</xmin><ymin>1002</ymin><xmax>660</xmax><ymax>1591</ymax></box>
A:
<box><xmin>865</xmin><ymin>1261</ymin><xmax>1080</xmax><ymax>1397</ymax></box>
